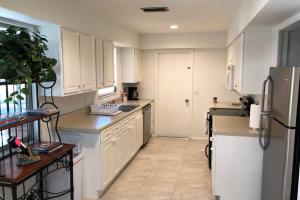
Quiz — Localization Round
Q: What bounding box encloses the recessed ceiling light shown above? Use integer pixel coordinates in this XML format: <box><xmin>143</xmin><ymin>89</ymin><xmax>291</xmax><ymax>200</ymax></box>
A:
<box><xmin>169</xmin><ymin>25</ymin><xmax>178</xmax><ymax>30</ymax></box>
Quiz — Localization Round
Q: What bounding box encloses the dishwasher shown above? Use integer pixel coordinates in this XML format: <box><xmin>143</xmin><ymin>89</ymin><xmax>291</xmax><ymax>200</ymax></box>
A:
<box><xmin>142</xmin><ymin>104</ymin><xmax>152</xmax><ymax>146</ymax></box>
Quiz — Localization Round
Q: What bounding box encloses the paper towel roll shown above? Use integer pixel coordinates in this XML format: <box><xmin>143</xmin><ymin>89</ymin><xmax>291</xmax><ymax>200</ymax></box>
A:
<box><xmin>249</xmin><ymin>104</ymin><xmax>261</xmax><ymax>129</ymax></box>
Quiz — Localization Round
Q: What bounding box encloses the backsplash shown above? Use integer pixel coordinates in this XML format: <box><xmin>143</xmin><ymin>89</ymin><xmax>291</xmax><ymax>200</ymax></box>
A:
<box><xmin>46</xmin><ymin>91</ymin><xmax>122</xmax><ymax>116</ymax></box>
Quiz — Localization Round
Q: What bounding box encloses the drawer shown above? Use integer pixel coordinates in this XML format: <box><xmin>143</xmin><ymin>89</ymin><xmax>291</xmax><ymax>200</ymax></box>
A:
<box><xmin>121</xmin><ymin>118</ymin><xmax>130</xmax><ymax>127</ymax></box>
<box><xmin>129</xmin><ymin>113</ymin><xmax>137</xmax><ymax>120</ymax></box>
<box><xmin>112</xmin><ymin>123</ymin><xmax>122</xmax><ymax>134</ymax></box>
<box><xmin>101</xmin><ymin>129</ymin><xmax>113</xmax><ymax>142</ymax></box>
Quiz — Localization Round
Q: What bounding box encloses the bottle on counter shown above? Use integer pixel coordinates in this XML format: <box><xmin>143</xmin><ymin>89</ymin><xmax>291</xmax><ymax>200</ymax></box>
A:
<box><xmin>122</xmin><ymin>92</ymin><xmax>128</xmax><ymax>102</ymax></box>
<box><xmin>213</xmin><ymin>97</ymin><xmax>218</xmax><ymax>104</ymax></box>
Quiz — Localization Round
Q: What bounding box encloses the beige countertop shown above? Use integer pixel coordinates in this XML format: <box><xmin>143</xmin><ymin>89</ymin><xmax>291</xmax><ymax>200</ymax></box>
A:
<box><xmin>57</xmin><ymin>99</ymin><xmax>153</xmax><ymax>134</ymax></box>
<box><xmin>210</xmin><ymin>101</ymin><xmax>241</xmax><ymax>109</ymax></box>
<box><xmin>213</xmin><ymin>116</ymin><xmax>259</xmax><ymax>137</ymax></box>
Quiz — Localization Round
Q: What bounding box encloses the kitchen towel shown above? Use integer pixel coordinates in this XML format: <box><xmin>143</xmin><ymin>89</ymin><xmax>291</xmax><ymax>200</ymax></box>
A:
<box><xmin>249</xmin><ymin>104</ymin><xmax>261</xmax><ymax>129</ymax></box>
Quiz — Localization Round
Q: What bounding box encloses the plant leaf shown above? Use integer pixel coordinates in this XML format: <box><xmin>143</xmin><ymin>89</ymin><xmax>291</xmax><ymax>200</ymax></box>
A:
<box><xmin>10</xmin><ymin>91</ymin><xmax>18</xmax><ymax>96</ymax></box>
<box><xmin>20</xmin><ymin>87</ymin><xmax>30</xmax><ymax>95</ymax></box>
<box><xmin>16</xmin><ymin>94</ymin><xmax>24</xmax><ymax>100</ymax></box>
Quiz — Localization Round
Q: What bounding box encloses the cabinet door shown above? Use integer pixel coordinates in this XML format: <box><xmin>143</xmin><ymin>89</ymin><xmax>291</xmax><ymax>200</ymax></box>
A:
<box><xmin>119</xmin><ymin>129</ymin><xmax>130</xmax><ymax>166</ymax></box>
<box><xmin>134</xmin><ymin>49</ymin><xmax>142</xmax><ymax>82</ymax></box>
<box><xmin>126</xmin><ymin>122</ymin><xmax>135</xmax><ymax>158</ymax></box>
<box><xmin>111</xmin><ymin>136</ymin><xmax>119</xmax><ymax>178</ymax></box>
<box><xmin>227</xmin><ymin>44</ymin><xmax>233</xmax><ymax>67</ymax></box>
<box><xmin>214</xmin><ymin>135</ymin><xmax>263</xmax><ymax>200</ymax></box>
<box><xmin>96</xmin><ymin>39</ymin><xmax>104</xmax><ymax>89</ymax></box>
<box><xmin>61</xmin><ymin>29</ymin><xmax>81</xmax><ymax>94</ymax></box>
<box><xmin>136</xmin><ymin>112</ymin><xmax>143</xmax><ymax>149</ymax></box>
<box><xmin>122</xmin><ymin>48</ymin><xmax>135</xmax><ymax>83</ymax></box>
<box><xmin>103</xmin><ymin>40</ymin><xmax>115</xmax><ymax>87</ymax></box>
<box><xmin>80</xmin><ymin>34</ymin><xmax>96</xmax><ymax>91</ymax></box>
<box><xmin>242</xmin><ymin>31</ymin><xmax>272</xmax><ymax>94</ymax></box>
<box><xmin>233</xmin><ymin>33</ymin><xmax>244</xmax><ymax>93</ymax></box>
<box><xmin>101</xmin><ymin>139</ymin><xmax>113</xmax><ymax>189</ymax></box>
<box><xmin>211</xmin><ymin>136</ymin><xmax>216</xmax><ymax>196</ymax></box>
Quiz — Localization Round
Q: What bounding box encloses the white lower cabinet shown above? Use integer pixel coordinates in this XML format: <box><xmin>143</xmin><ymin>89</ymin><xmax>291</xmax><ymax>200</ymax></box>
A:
<box><xmin>211</xmin><ymin>135</ymin><xmax>263</xmax><ymax>200</ymax></box>
<box><xmin>101</xmin><ymin>138</ymin><xmax>114</xmax><ymax>189</ymax></box>
<box><xmin>100</xmin><ymin>111</ymin><xmax>143</xmax><ymax>192</ymax></box>
<box><xmin>60</xmin><ymin>110</ymin><xmax>144</xmax><ymax>199</ymax></box>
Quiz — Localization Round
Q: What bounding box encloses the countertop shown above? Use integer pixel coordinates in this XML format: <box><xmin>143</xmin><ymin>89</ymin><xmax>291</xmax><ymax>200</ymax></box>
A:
<box><xmin>213</xmin><ymin>116</ymin><xmax>259</xmax><ymax>137</ymax></box>
<box><xmin>210</xmin><ymin>101</ymin><xmax>241</xmax><ymax>109</ymax></box>
<box><xmin>57</xmin><ymin>99</ymin><xmax>153</xmax><ymax>134</ymax></box>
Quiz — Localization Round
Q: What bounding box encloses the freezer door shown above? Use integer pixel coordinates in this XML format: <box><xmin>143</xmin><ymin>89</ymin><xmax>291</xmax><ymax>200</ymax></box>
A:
<box><xmin>269</xmin><ymin>67</ymin><xmax>300</xmax><ymax>127</ymax></box>
<box><xmin>261</xmin><ymin>119</ymin><xmax>295</xmax><ymax>200</ymax></box>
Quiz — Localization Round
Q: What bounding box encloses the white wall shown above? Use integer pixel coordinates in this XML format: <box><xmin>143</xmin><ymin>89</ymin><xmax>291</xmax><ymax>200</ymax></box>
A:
<box><xmin>139</xmin><ymin>51</ymin><xmax>156</xmax><ymax>99</ymax></box>
<box><xmin>140</xmin><ymin>49</ymin><xmax>238</xmax><ymax>138</ymax></box>
<box><xmin>192</xmin><ymin>49</ymin><xmax>238</xmax><ymax>138</ymax></box>
<box><xmin>227</xmin><ymin>0</ymin><xmax>269</xmax><ymax>45</ymax></box>
<box><xmin>141</xmin><ymin>32</ymin><xmax>227</xmax><ymax>49</ymax></box>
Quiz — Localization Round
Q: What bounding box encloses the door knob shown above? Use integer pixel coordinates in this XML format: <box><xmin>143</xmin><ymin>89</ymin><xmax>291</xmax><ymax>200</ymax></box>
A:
<box><xmin>185</xmin><ymin>99</ymin><xmax>190</xmax><ymax>103</ymax></box>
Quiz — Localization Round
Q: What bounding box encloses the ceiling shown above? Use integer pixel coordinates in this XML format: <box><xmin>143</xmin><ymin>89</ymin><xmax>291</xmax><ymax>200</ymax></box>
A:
<box><xmin>80</xmin><ymin>0</ymin><xmax>241</xmax><ymax>34</ymax></box>
<box><xmin>247</xmin><ymin>0</ymin><xmax>300</xmax><ymax>30</ymax></box>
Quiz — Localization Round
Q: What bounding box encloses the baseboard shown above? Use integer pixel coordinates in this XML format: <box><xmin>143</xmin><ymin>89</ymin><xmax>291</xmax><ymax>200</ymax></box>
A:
<box><xmin>190</xmin><ymin>136</ymin><xmax>207</xmax><ymax>140</ymax></box>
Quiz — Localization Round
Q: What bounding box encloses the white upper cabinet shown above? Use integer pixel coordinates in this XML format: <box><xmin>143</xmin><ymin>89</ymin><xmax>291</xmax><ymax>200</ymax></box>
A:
<box><xmin>227</xmin><ymin>31</ymin><xmax>272</xmax><ymax>95</ymax></box>
<box><xmin>103</xmin><ymin>40</ymin><xmax>115</xmax><ymax>87</ymax></box>
<box><xmin>79</xmin><ymin>33</ymin><xmax>96</xmax><ymax>92</ymax></box>
<box><xmin>122</xmin><ymin>48</ymin><xmax>142</xmax><ymax>83</ymax></box>
<box><xmin>40</xmin><ymin>27</ymin><xmax>96</xmax><ymax>96</ymax></box>
<box><xmin>61</xmin><ymin>29</ymin><xmax>81</xmax><ymax>94</ymax></box>
<box><xmin>96</xmin><ymin>39</ymin><xmax>104</xmax><ymax>89</ymax></box>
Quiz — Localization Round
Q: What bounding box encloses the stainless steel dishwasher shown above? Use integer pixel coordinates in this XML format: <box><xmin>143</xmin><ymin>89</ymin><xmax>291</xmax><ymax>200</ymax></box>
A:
<box><xmin>142</xmin><ymin>104</ymin><xmax>151</xmax><ymax>146</ymax></box>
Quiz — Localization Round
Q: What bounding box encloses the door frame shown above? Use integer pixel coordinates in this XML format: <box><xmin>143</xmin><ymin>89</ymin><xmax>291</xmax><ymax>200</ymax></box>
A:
<box><xmin>154</xmin><ymin>49</ymin><xmax>194</xmax><ymax>138</ymax></box>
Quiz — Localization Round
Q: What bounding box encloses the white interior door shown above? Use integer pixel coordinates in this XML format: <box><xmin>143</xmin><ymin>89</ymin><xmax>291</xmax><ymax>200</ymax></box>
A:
<box><xmin>157</xmin><ymin>51</ymin><xmax>193</xmax><ymax>138</ymax></box>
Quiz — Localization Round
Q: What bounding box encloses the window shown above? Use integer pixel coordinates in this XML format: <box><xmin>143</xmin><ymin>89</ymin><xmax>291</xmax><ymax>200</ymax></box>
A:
<box><xmin>98</xmin><ymin>47</ymin><xmax>118</xmax><ymax>97</ymax></box>
<box><xmin>0</xmin><ymin>22</ymin><xmax>38</xmax><ymax>149</ymax></box>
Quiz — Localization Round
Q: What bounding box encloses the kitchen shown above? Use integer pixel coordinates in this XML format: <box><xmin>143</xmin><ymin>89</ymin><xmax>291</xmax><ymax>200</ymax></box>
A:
<box><xmin>0</xmin><ymin>0</ymin><xmax>300</xmax><ymax>200</ymax></box>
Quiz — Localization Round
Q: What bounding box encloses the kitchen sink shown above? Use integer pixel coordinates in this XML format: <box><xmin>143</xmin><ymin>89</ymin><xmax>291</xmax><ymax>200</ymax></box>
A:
<box><xmin>118</xmin><ymin>104</ymin><xmax>140</xmax><ymax>112</ymax></box>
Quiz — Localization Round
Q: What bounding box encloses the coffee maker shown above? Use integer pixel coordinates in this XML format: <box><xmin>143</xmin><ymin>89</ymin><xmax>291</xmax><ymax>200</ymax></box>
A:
<box><xmin>127</xmin><ymin>86</ymin><xmax>139</xmax><ymax>100</ymax></box>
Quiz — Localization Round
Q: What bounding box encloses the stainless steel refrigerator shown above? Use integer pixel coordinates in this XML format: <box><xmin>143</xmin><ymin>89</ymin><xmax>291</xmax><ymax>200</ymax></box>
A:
<box><xmin>260</xmin><ymin>66</ymin><xmax>300</xmax><ymax>200</ymax></box>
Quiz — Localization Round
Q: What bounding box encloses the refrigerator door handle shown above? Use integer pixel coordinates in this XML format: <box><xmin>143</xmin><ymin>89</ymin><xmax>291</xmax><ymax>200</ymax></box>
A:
<box><xmin>205</xmin><ymin>144</ymin><xmax>209</xmax><ymax>158</ymax></box>
<box><xmin>259</xmin><ymin>76</ymin><xmax>273</xmax><ymax>150</ymax></box>
<box><xmin>259</xmin><ymin>112</ymin><xmax>272</xmax><ymax>150</ymax></box>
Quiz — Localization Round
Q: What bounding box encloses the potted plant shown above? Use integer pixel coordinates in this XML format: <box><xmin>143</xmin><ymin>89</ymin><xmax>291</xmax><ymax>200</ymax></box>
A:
<box><xmin>0</xmin><ymin>26</ymin><xmax>57</xmax><ymax>104</ymax></box>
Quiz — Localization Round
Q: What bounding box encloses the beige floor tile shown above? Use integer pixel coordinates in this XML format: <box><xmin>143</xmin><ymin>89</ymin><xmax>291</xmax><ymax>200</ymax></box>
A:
<box><xmin>101</xmin><ymin>189</ymin><xmax>138</xmax><ymax>200</ymax></box>
<box><xmin>135</xmin><ymin>190</ymin><xmax>173</xmax><ymax>200</ymax></box>
<box><xmin>101</xmin><ymin>137</ymin><xmax>213</xmax><ymax>200</ymax></box>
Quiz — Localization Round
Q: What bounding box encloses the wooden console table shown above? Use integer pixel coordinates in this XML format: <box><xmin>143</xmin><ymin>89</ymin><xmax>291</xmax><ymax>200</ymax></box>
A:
<box><xmin>0</xmin><ymin>144</ymin><xmax>74</xmax><ymax>200</ymax></box>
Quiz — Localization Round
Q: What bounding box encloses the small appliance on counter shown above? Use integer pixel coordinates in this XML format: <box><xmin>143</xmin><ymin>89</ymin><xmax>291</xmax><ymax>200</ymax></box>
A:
<box><xmin>127</xmin><ymin>87</ymin><xmax>139</xmax><ymax>100</ymax></box>
<box><xmin>239</xmin><ymin>96</ymin><xmax>255</xmax><ymax>116</ymax></box>
<box><xmin>123</xmin><ymin>83</ymin><xmax>140</xmax><ymax>100</ymax></box>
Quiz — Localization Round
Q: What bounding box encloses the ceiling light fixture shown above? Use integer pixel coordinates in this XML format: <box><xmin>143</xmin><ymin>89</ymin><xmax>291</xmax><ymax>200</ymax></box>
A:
<box><xmin>169</xmin><ymin>25</ymin><xmax>178</xmax><ymax>30</ymax></box>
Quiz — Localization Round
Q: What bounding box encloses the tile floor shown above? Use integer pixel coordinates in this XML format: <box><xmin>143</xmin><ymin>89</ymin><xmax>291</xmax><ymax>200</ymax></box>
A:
<box><xmin>101</xmin><ymin>137</ymin><xmax>213</xmax><ymax>200</ymax></box>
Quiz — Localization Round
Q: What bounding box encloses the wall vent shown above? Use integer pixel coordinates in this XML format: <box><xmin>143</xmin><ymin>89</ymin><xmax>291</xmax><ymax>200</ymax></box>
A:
<box><xmin>140</xmin><ymin>7</ymin><xmax>169</xmax><ymax>13</ymax></box>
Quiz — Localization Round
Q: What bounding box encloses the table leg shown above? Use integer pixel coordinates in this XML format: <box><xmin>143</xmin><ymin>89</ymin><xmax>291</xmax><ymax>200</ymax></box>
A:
<box><xmin>39</xmin><ymin>170</ymin><xmax>44</xmax><ymax>199</ymax></box>
<box><xmin>69</xmin><ymin>151</ymin><xmax>74</xmax><ymax>200</ymax></box>
<box><xmin>11</xmin><ymin>185</ymin><xmax>17</xmax><ymax>200</ymax></box>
